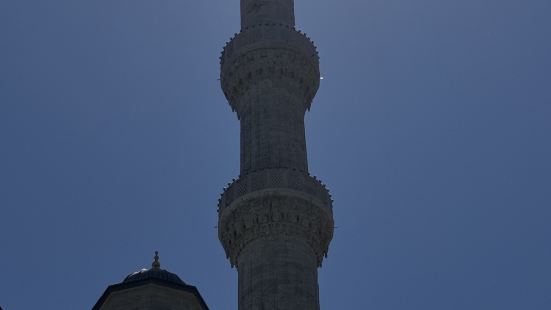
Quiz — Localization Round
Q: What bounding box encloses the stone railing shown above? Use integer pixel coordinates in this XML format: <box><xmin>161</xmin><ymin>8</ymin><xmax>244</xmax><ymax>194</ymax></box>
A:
<box><xmin>220</xmin><ymin>24</ymin><xmax>321</xmax><ymax>114</ymax></box>
<box><xmin>220</xmin><ymin>23</ymin><xmax>319</xmax><ymax>67</ymax></box>
<box><xmin>218</xmin><ymin>168</ymin><xmax>333</xmax><ymax>213</ymax></box>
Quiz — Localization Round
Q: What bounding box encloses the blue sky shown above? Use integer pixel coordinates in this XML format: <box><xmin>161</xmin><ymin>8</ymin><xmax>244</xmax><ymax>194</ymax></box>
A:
<box><xmin>1</xmin><ymin>1</ymin><xmax>550</xmax><ymax>309</ymax></box>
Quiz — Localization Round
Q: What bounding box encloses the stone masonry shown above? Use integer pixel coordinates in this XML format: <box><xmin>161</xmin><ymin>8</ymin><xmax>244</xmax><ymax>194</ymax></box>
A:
<box><xmin>218</xmin><ymin>1</ymin><xmax>334</xmax><ymax>309</ymax></box>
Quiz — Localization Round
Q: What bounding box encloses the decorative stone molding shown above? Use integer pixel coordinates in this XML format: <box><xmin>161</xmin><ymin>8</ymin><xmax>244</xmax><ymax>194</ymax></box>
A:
<box><xmin>220</xmin><ymin>24</ymin><xmax>320</xmax><ymax>115</ymax></box>
<box><xmin>218</xmin><ymin>168</ymin><xmax>332</xmax><ymax>213</ymax></box>
<box><xmin>218</xmin><ymin>190</ymin><xmax>334</xmax><ymax>267</ymax></box>
<box><xmin>220</xmin><ymin>24</ymin><xmax>319</xmax><ymax>66</ymax></box>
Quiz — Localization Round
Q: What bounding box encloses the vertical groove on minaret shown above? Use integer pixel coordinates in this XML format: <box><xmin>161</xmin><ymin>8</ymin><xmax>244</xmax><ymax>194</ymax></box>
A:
<box><xmin>219</xmin><ymin>1</ymin><xmax>334</xmax><ymax>309</ymax></box>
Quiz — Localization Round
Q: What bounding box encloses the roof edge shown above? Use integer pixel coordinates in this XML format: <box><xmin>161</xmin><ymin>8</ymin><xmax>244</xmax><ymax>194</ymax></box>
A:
<box><xmin>92</xmin><ymin>278</ymin><xmax>209</xmax><ymax>310</ymax></box>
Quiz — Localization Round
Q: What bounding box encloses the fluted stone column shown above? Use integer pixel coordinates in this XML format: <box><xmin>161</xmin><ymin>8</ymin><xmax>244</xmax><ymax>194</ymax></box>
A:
<box><xmin>218</xmin><ymin>1</ymin><xmax>334</xmax><ymax>309</ymax></box>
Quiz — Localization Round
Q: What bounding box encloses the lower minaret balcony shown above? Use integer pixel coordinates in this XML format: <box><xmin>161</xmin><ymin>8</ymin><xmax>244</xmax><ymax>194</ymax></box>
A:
<box><xmin>217</xmin><ymin>168</ymin><xmax>334</xmax><ymax>268</ymax></box>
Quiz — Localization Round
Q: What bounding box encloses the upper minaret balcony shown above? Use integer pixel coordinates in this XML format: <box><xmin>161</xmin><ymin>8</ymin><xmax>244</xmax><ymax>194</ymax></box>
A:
<box><xmin>241</xmin><ymin>0</ymin><xmax>295</xmax><ymax>28</ymax></box>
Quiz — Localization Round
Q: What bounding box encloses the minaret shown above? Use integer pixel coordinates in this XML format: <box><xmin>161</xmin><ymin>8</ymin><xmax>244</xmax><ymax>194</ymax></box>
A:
<box><xmin>218</xmin><ymin>1</ymin><xmax>334</xmax><ymax>309</ymax></box>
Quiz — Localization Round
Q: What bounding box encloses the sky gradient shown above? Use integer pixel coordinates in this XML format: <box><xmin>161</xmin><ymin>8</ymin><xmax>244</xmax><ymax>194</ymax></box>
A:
<box><xmin>1</xmin><ymin>1</ymin><xmax>550</xmax><ymax>309</ymax></box>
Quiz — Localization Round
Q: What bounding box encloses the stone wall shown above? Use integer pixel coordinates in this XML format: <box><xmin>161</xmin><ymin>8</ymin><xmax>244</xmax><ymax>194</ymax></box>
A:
<box><xmin>99</xmin><ymin>284</ymin><xmax>205</xmax><ymax>310</ymax></box>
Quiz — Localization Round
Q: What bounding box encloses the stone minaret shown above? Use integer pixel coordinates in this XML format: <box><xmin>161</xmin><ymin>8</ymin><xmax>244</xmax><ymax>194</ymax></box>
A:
<box><xmin>218</xmin><ymin>1</ymin><xmax>334</xmax><ymax>309</ymax></box>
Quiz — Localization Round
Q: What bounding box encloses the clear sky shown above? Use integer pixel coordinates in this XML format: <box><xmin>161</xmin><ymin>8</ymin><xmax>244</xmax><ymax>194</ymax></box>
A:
<box><xmin>1</xmin><ymin>1</ymin><xmax>550</xmax><ymax>309</ymax></box>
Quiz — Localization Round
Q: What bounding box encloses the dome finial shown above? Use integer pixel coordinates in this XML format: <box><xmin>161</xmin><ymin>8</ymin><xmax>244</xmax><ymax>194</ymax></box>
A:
<box><xmin>152</xmin><ymin>251</ymin><xmax>161</xmax><ymax>269</ymax></box>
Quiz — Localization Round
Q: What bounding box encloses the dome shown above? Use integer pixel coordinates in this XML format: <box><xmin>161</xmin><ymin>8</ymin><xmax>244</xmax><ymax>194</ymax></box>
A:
<box><xmin>122</xmin><ymin>251</ymin><xmax>185</xmax><ymax>285</ymax></box>
<box><xmin>123</xmin><ymin>267</ymin><xmax>185</xmax><ymax>284</ymax></box>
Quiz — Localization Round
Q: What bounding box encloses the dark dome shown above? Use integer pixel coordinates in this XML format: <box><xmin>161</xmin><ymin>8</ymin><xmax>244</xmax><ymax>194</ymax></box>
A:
<box><xmin>123</xmin><ymin>267</ymin><xmax>185</xmax><ymax>285</ymax></box>
<box><xmin>122</xmin><ymin>251</ymin><xmax>185</xmax><ymax>285</ymax></box>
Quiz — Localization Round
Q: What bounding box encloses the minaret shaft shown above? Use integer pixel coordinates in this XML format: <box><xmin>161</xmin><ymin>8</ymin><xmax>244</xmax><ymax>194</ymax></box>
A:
<box><xmin>239</xmin><ymin>94</ymin><xmax>308</xmax><ymax>174</ymax></box>
<box><xmin>238</xmin><ymin>238</ymin><xmax>319</xmax><ymax>309</ymax></box>
<box><xmin>241</xmin><ymin>0</ymin><xmax>295</xmax><ymax>28</ymax></box>
<box><xmin>219</xmin><ymin>2</ymin><xmax>334</xmax><ymax>310</ymax></box>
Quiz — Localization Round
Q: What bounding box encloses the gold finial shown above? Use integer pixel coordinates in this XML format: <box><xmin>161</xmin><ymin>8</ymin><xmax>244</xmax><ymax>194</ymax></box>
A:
<box><xmin>152</xmin><ymin>251</ymin><xmax>161</xmax><ymax>269</ymax></box>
